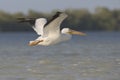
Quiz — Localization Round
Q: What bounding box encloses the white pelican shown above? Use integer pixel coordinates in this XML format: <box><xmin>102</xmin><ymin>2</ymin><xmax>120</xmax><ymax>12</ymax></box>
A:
<box><xmin>18</xmin><ymin>12</ymin><xmax>86</xmax><ymax>46</ymax></box>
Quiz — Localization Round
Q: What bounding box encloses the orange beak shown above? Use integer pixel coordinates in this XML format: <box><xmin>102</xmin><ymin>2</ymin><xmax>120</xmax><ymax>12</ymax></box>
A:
<box><xmin>69</xmin><ymin>29</ymin><xmax>86</xmax><ymax>36</ymax></box>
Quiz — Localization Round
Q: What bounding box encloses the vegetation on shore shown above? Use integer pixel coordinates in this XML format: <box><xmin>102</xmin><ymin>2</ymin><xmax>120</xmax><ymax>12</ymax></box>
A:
<box><xmin>0</xmin><ymin>7</ymin><xmax>120</xmax><ymax>31</ymax></box>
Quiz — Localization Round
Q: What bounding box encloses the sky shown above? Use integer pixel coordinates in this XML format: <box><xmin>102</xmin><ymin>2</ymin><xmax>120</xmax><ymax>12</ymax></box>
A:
<box><xmin>0</xmin><ymin>0</ymin><xmax>120</xmax><ymax>13</ymax></box>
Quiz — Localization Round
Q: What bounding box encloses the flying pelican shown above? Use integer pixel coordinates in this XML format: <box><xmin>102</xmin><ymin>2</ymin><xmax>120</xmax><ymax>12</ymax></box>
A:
<box><xmin>18</xmin><ymin>12</ymin><xmax>86</xmax><ymax>46</ymax></box>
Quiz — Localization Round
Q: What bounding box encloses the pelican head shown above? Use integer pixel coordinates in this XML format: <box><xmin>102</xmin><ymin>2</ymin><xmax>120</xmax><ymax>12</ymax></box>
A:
<box><xmin>61</xmin><ymin>28</ymin><xmax>86</xmax><ymax>36</ymax></box>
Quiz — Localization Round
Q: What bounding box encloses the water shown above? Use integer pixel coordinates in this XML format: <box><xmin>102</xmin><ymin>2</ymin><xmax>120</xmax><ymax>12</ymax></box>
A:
<box><xmin>0</xmin><ymin>32</ymin><xmax>120</xmax><ymax>80</ymax></box>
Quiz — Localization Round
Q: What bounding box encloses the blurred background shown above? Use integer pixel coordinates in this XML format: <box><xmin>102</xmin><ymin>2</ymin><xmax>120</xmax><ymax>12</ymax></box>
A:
<box><xmin>0</xmin><ymin>0</ymin><xmax>120</xmax><ymax>31</ymax></box>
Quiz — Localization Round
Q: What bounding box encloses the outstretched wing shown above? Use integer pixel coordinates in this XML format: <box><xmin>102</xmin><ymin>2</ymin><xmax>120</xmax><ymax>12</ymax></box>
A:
<box><xmin>43</xmin><ymin>12</ymin><xmax>68</xmax><ymax>37</ymax></box>
<box><xmin>17</xmin><ymin>18</ymin><xmax>47</xmax><ymax>36</ymax></box>
<box><xmin>33</xmin><ymin>18</ymin><xmax>47</xmax><ymax>35</ymax></box>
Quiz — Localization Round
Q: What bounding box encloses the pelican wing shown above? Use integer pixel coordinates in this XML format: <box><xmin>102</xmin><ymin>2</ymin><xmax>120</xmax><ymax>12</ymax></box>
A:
<box><xmin>43</xmin><ymin>12</ymin><xmax>68</xmax><ymax>36</ymax></box>
<box><xmin>33</xmin><ymin>18</ymin><xmax>47</xmax><ymax>35</ymax></box>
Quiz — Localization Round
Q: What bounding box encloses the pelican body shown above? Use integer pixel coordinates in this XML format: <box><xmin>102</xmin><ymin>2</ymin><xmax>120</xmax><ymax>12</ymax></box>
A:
<box><xmin>18</xmin><ymin>12</ymin><xmax>86</xmax><ymax>46</ymax></box>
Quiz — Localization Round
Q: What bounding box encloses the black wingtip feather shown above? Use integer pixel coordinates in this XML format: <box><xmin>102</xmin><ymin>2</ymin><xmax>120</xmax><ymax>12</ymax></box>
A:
<box><xmin>17</xmin><ymin>18</ymin><xmax>36</xmax><ymax>25</ymax></box>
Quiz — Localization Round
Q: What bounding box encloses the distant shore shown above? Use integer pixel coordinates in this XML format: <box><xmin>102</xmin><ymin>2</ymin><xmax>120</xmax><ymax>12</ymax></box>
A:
<box><xmin>0</xmin><ymin>7</ymin><xmax>120</xmax><ymax>31</ymax></box>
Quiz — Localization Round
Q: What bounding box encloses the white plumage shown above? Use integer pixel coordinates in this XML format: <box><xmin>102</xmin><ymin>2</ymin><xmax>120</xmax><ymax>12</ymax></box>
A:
<box><xmin>18</xmin><ymin>12</ymin><xmax>86</xmax><ymax>46</ymax></box>
<box><xmin>33</xmin><ymin>18</ymin><xmax>47</xmax><ymax>35</ymax></box>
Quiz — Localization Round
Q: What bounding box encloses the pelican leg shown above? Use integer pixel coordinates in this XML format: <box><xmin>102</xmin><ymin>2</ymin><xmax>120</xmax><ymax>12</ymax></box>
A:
<box><xmin>29</xmin><ymin>40</ymin><xmax>43</xmax><ymax>46</ymax></box>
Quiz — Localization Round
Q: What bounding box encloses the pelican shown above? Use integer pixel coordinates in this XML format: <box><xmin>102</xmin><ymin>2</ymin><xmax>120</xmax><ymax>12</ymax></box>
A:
<box><xmin>18</xmin><ymin>12</ymin><xmax>86</xmax><ymax>46</ymax></box>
